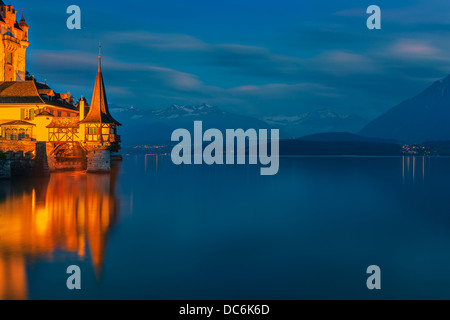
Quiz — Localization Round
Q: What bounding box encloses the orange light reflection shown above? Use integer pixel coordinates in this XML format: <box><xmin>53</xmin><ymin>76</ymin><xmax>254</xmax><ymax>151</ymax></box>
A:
<box><xmin>0</xmin><ymin>168</ymin><xmax>119</xmax><ymax>300</ymax></box>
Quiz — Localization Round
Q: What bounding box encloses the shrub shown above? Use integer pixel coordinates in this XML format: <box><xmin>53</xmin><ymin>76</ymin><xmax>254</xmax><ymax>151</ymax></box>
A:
<box><xmin>0</xmin><ymin>152</ymin><xmax>6</xmax><ymax>160</ymax></box>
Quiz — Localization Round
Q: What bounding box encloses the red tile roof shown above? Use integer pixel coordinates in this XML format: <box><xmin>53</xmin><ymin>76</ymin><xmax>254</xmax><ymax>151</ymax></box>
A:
<box><xmin>0</xmin><ymin>120</ymin><xmax>35</xmax><ymax>126</ymax></box>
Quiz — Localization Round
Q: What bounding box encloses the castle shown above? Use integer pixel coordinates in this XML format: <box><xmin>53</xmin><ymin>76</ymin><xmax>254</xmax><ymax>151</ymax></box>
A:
<box><xmin>0</xmin><ymin>2</ymin><xmax>121</xmax><ymax>173</ymax></box>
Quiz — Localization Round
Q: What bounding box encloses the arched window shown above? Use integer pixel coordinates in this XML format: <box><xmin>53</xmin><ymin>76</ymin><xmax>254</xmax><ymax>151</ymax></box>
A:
<box><xmin>4</xmin><ymin>128</ymin><xmax>11</xmax><ymax>140</ymax></box>
<box><xmin>11</xmin><ymin>128</ymin><xmax>18</xmax><ymax>141</ymax></box>
<box><xmin>19</xmin><ymin>128</ymin><xmax>25</xmax><ymax>140</ymax></box>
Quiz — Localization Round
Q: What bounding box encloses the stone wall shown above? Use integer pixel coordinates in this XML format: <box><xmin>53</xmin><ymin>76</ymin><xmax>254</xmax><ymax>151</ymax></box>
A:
<box><xmin>0</xmin><ymin>141</ymin><xmax>114</xmax><ymax>176</ymax></box>
<box><xmin>87</xmin><ymin>149</ymin><xmax>111</xmax><ymax>173</ymax></box>
<box><xmin>34</xmin><ymin>142</ymin><xmax>50</xmax><ymax>177</ymax></box>
<box><xmin>10</xmin><ymin>151</ymin><xmax>34</xmax><ymax>177</ymax></box>
<box><xmin>0</xmin><ymin>157</ymin><xmax>11</xmax><ymax>179</ymax></box>
<box><xmin>54</xmin><ymin>160</ymin><xmax>85</xmax><ymax>171</ymax></box>
<box><xmin>0</xmin><ymin>151</ymin><xmax>33</xmax><ymax>179</ymax></box>
<box><xmin>46</xmin><ymin>143</ymin><xmax>56</xmax><ymax>172</ymax></box>
<box><xmin>0</xmin><ymin>142</ymin><xmax>50</xmax><ymax>179</ymax></box>
<box><xmin>0</xmin><ymin>140</ymin><xmax>36</xmax><ymax>154</ymax></box>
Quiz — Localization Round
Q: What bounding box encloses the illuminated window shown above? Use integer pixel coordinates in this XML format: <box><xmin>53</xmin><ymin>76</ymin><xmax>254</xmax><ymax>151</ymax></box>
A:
<box><xmin>88</xmin><ymin>127</ymin><xmax>98</xmax><ymax>135</ymax></box>
<box><xmin>19</xmin><ymin>128</ymin><xmax>25</xmax><ymax>140</ymax></box>
<box><xmin>24</xmin><ymin>109</ymin><xmax>34</xmax><ymax>120</ymax></box>
<box><xmin>7</xmin><ymin>52</ymin><xmax>12</xmax><ymax>65</ymax></box>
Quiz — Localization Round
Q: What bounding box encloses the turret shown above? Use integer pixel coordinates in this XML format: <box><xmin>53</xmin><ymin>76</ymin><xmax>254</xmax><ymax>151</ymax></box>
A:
<box><xmin>0</xmin><ymin>2</ymin><xmax>29</xmax><ymax>81</ymax></box>
<box><xmin>0</xmin><ymin>2</ymin><xmax>17</xmax><ymax>22</ymax></box>
<box><xmin>79</xmin><ymin>51</ymin><xmax>121</xmax><ymax>139</ymax></box>
<box><xmin>80</xmin><ymin>48</ymin><xmax>121</xmax><ymax>173</ymax></box>
<box><xmin>19</xmin><ymin>13</ymin><xmax>29</xmax><ymax>43</ymax></box>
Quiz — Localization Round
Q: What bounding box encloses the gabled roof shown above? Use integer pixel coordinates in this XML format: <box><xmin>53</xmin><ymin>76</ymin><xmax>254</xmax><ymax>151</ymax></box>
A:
<box><xmin>0</xmin><ymin>81</ymin><xmax>78</xmax><ymax>111</ymax></box>
<box><xmin>0</xmin><ymin>120</ymin><xmax>35</xmax><ymax>126</ymax></box>
<box><xmin>41</xmin><ymin>95</ymin><xmax>77</xmax><ymax>111</ymax></box>
<box><xmin>79</xmin><ymin>57</ymin><xmax>121</xmax><ymax>126</ymax></box>
<box><xmin>35</xmin><ymin>82</ymin><xmax>55</xmax><ymax>96</ymax></box>
<box><xmin>0</xmin><ymin>81</ymin><xmax>45</xmax><ymax>104</ymax></box>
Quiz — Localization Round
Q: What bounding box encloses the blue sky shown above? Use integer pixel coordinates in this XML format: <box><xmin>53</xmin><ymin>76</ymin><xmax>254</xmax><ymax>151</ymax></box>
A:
<box><xmin>13</xmin><ymin>0</ymin><xmax>450</xmax><ymax>131</ymax></box>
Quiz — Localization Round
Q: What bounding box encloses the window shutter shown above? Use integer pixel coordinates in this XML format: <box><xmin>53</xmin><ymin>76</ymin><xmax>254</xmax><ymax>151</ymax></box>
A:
<box><xmin>31</xmin><ymin>108</ymin><xmax>35</xmax><ymax>120</ymax></box>
<box><xmin>20</xmin><ymin>108</ymin><xmax>24</xmax><ymax>120</ymax></box>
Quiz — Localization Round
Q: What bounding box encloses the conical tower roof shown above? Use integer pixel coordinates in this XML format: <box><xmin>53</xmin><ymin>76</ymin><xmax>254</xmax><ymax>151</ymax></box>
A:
<box><xmin>20</xmin><ymin>13</ymin><xmax>28</xmax><ymax>27</ymax></box>
<box><xmin>80</xmin><ymin>55</ymin><xmax>121</xmax><ymax>126</ymax></box>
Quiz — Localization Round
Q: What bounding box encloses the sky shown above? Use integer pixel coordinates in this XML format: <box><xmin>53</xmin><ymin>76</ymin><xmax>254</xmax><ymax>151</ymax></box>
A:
<box><xmin>11</xmin><ymin>0</ymin><xmax>450</xmax><ymax>132</ymax></box>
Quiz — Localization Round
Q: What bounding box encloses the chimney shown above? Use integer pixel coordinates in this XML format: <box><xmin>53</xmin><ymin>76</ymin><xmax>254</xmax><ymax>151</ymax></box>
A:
<box><xmin>79</xmin><ymin>96</ymin><xmax>85</xmax><ymax>121</ymax></box>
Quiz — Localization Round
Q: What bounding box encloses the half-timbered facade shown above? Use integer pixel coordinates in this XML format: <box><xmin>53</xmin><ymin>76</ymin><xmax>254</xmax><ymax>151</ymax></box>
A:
<box><xmin>79</xmin><ymin>55</ymin><xmax>121</xmax><ymax>148</ymax></box>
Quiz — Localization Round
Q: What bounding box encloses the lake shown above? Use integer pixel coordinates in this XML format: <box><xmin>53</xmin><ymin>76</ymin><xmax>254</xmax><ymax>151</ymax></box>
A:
<box><xmin>1</xmin><ymin>156</ymin><xmax>450</xmax><ymax>300</ymax></box>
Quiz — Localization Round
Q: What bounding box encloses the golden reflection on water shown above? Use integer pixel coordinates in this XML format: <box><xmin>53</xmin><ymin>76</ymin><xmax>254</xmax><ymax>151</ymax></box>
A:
<box><xmin>0</xmin><ymin>167</ymin><xmax>119</xmax><ymax>300</ymax></box>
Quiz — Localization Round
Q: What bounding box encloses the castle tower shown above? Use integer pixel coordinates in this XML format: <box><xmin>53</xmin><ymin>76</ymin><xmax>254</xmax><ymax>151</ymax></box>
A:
<box><xmin>0</xmin><ymin>1</ymin><xmax>29</xmax><ymax>81</ymax></box>
<box><xmin>79</xmin><ymin>50</ymin><xmax>121</xmax><ymax>173</ymax></box>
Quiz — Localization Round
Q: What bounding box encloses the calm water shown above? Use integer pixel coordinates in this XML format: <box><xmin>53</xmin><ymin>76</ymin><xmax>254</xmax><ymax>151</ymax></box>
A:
<box><xmin>1</xmin><ymin>156</ymin><xmax>450</xmax><ymax>300</ymax></box>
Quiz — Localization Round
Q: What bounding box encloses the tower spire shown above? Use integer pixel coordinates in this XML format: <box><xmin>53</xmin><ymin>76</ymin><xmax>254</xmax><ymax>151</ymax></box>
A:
<box><xmin>19</xmin><ymin>8</ymin><xmax>29</xmax><ymax>27</ymax></box>
<box><xmin>98</xmin><ymin>42</ymin><xmax>102</xmax><ymax>72</ymax></box>
<box><xmin>79</xmin><ymin>49</ymin><xmax>121</xmax><ymax>126</ymax></box>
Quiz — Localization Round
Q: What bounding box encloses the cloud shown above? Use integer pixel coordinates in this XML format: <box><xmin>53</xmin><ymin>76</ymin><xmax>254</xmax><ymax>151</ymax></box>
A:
<box><xmin>26</xmin><ymin>12</ymin><xmax>450</xmax><ymax>134</ymax></box>
<box><xmin>310</xmin><ymin>51</ymin><xmax>379</xmax><ymax>76</ymax></box>
<box><xmin>107</xmin><ymin>86</ymin><xmax>134</xmax><ymax>96</ymax></box>
<box><xmin>333</xmin><ymin>8</ymin><xmax>367</xmax><ymax>18</ymax></box>
<box><xmin>389</xmin><ymin>39</ymin><xmax>442</xmax><ymax>59</ymax></box>
<box><xmin>208</xmin><ymin>44</ymin><xmax>304</xmax><ymax>78</ymax></box>
<box><xmin>104</xmin><ymin>31</ymin><xmax>305</xmax><ymax>80</ymax></box>
<box><xmin>29</xmin><ymin>50</ymin><xmax>97</xmax><ymax>70</ymax></box>
<box><xmin>230</xmin><ymin>83</ymin><xmax>335</xmax><ymax>98</ymax></box>
<box><xmin>106</xmin><ymin>31</ymin><xmax>209</xmax><ymax>51</ymax></box>
<box><xmin>29</xmin><ymin>49</ymin><xmax>208</xmax><ymax>93</ymax></box>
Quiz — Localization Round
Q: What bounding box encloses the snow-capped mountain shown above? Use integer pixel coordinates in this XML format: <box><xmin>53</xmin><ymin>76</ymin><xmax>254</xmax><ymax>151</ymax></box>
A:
<box><xmin>151</xmin><ymin>104</ymin><xmax>225</xmax><ymax>119</ymax></box>
<box><xmin>264</xmin><ymin>110</ymin><xmax>349</xmax><ymax>126</ymax></box>
<box><xmin>264</xmin><ymin>109</ymin><xmax>365</xmax><ymax>137</ymax></box>
<box><xmin>114</xmin><ymin>104</ymin><xmax>271</xmax><ymax>146</ymax></box>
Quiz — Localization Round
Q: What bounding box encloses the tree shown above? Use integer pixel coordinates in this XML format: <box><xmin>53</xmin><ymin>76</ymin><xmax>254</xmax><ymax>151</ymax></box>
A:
<box><xmin>25</xmin><ymin>70</ymin><xmax>34</xmax><ymax>81</ymax></box>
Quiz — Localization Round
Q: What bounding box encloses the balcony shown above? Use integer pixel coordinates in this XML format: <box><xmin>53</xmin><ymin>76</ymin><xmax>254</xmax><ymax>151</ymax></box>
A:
<box><xmin>2</xmin><ymin>34</ymin><xmax>20</xmax><ymax>45</ymax></box>
<box><xmin>110</xmin><ymin>135</ymin><xmax>121</xmax><ymax>143</ymax></box>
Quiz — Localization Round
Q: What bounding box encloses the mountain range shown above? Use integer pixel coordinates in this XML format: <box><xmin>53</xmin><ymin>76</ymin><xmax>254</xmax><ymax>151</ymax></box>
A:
<box><xmin>360</xmin><ymin>75</ymin><xmax>450</xmax><ymax>143</ymax></box>
<box><xmin>115</xmin><ymin>75</ymin><xmax>450</xmax><ymax>147</ymax></box>
<box><xmin>114</xmin><ymin>104</ymin><xmax>271</xmax><ymax>146</ymax></box>
<box><xmin>114</xmin><ymin>104</ymin><xmax>367</xmax><ymax>146</ymax></box>
<box><xmin>263</xmin><ymin>110</ymin><xmax>365</xmax><ymax>138</ymax></box>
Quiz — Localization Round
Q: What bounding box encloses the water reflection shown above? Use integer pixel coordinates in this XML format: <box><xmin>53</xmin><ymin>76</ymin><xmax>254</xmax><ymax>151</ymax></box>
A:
<box><xmin>402</xmin><ymin>156</ymin><xmax>429</xmax><ymax>183</ymax></box>
<box><xmin>144</xmin><ymin>154</ymin><xmax>160</xmax><ymax>173</ymax></box>
<box><xmin>2</xmin><ymin>156</ymin><xmax>450</xmax><ymax>300</ymax></box>
<box><xmin>0</xmin><ymin>167</ymin><xmax>119</xmax><ymax>300</ymax></box>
